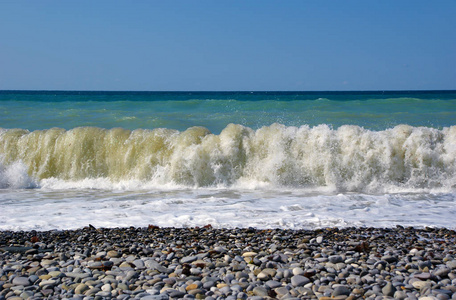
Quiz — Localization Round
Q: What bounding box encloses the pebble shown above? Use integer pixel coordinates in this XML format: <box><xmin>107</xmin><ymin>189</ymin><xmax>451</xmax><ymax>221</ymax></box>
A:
<box><xmin>265</xmin><ymin>280</ymin><xmax>282</xmax><ymax>289</ymax></box>
<box><xmin>292</xmin><ymin>267</ymin><xmax>304</xmax><ymax>276</ymax></box>
<box><xmin>413</xmin><ymin>280</ymin><xmax>432</xmax><ymax>289</ymax></box>
<box><xmin>75</xmin><ymin>283</ymin><xmax>89</xmax><ymax>294</ymax></box>
<box><xmin>256</xmin><ymin>271</ymin><xmax>270</xmax><ymax>281</ymax></box>
<box><xmin>436</xmin><ymin>268</ymin><xmax>451</xmax><ymax>277</ymax></box>
<box><xmin>181</xmin><ymin>255</ymin><xmax>198</xmax><ymax>263</ymax></box>
<box><xmin>329</xmin><ymin>255</ymin><xmax>344</xmax><ymax>263</ymax></box>
<box><xmin>415</xmin><ymin>273</ymin><xmax>433</xmax><ymax>280</ymax></box>
<box><xmin>382</xmin><ymin>281</ymin><xmax>396</xmax><ymax>296</ymax></box>
<box><xmin>107</xmin><ymin>250</ymin><xmax>120</xmax><ymax>258</ymax></box>
<box><xmin>0</xmin><ymin>226</ymin><xmax>455</xmax><ymax>299</ymax></box>
<box><xmin>242</xmin><ymin>251</ymin><xmax>257</xmax><ymax>257</ymax></box>
<box><xmin>332</xmin><ymin>285</ymin><xmax>351</xmax><ymax>297</ymax></box>
<box><xmin>291</xmin><ymin>275</ymin><xmax>310</xmax><ymax>287</ymax></box>
<box><xmin>253</xmin><ymin>286</ymin><xmax>268</xmax><ymax>296</ymax></box>
<box><xmin>11</xmin><ymin>277</ymin><xmax>30</xmax><ymax>286</ymax></box>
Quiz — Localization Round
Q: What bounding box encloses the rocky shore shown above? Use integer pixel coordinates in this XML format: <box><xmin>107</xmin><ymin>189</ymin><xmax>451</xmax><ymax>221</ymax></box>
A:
<box><xmin>1</xmin><ymin>226</ymin><xmax>455</xmax><ymax>300</ymax></box>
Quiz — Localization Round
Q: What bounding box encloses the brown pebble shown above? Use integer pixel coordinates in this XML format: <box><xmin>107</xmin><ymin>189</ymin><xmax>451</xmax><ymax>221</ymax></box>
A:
<box><xmin>186</xmin><ymin>283</ymin><xmax>198</xmax><ymax>291</ymax></box>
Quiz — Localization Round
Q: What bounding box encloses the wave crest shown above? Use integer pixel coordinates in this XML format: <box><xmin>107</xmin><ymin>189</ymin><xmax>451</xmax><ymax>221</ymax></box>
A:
<box><xmin>0</xmin><ymin>124</ymin><xmax>455</xmax><ymax>192</ymax></box>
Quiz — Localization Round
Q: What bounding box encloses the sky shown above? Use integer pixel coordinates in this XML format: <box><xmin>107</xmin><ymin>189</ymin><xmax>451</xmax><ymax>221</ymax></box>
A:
<box><xmin>0</xmin><ymin>1</ymin><xmax>455</xmax><ymax>91</ymax></box>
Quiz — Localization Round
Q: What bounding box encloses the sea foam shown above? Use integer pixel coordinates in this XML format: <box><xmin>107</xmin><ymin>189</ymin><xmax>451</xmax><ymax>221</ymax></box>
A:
<box><xmin>0</xmin><ymin>160</ymin><xmax>36</xmax><ymax>189</ymax></box>
<box><xmin>0</xmin><ymin>124</ymin><xmax>455</xmax><ymax>193</ymax></box>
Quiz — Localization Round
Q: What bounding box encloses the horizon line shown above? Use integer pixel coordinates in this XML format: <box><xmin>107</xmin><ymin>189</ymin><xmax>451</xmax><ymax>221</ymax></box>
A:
<box><xmin>1</xmin><ymin>89</ymin><xmax>455</xmax><ymax>93</ymax></box>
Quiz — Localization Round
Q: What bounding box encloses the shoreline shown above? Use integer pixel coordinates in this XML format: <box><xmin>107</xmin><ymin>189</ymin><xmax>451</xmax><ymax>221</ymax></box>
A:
<box><xmin>1</xmin><ymin>226</ymin><xmax>455</xmax><ymax>299</ymax></box>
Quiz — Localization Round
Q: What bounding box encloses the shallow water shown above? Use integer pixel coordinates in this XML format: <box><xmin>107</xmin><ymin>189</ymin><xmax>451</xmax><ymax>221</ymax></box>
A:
<box><xmin>1</xmin><ymin>187</ymin><xmax>455</xmax><ymax>231</ymax></box>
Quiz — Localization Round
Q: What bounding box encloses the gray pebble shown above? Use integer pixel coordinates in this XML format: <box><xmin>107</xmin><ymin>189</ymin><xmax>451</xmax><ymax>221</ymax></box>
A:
<box><xmin>329</xmin><ymin>255</ymin><xmax>344</xmax><ymax>263</ymax></box>
<box><xmin>12</xmin><ymin>276</ymin><xmax>31</xmax><ymax>286</ymax></box>
<box><xmin>291</xmin><ymin>275</ymin><xmax>310</xmax><ymax>287</ymax></box>
<box><xmin>181</xmin><ymin>256</ymin><xmax>197</xmax><ymax>264</ymax></box>
<box><xmin>0</xmin><ymin>226</ymin><xmax>455</xmax><ymax>300</ymax></box>
<box><xmin>435</xmin><ymin>267</ymin><xmax>451</xmax><ymax>277</ymax></box>
<box><xmin>265</xmin><ymin>280</ymin><xmax>281</xmax><ymax>289</ymax></box>
<box><xmin>382</xmin><ymin>281</ymin><xmax>396</xmax><ymax>297</ymax></box>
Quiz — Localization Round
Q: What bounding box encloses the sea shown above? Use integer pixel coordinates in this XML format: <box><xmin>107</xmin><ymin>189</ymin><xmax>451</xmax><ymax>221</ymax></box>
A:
<box><xmin>0</xmin><ymin>90</ymin><xmax>455</xmax><ymax>231</ymax></box>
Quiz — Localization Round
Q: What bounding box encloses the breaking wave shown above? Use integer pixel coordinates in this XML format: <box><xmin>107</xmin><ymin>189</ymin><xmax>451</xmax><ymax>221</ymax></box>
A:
<box><xmin>0</xmin><ymin>124</ymin><xmax>455</xmax><ymax>193</ymax></box>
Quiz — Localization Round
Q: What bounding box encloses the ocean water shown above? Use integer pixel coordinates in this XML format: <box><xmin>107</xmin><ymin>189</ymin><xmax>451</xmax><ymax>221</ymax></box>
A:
<box><xmin>0</xmin><ymin>90</ymin><xmax>455</xmax><ymax>231</ymax></box>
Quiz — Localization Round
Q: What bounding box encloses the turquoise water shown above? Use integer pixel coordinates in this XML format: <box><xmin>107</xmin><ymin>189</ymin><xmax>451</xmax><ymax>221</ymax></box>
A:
<box><xmin>1</xmin><ymin>91</ymin><xmax>455</xmax><ymax>133</ymax></box>
<box><xmin>1</xmin><ymin>90</ymin><xmax>456</xmax><ymax>230</ymax></box>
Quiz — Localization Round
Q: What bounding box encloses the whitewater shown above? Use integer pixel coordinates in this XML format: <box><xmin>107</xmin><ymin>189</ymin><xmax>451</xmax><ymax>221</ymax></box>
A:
<box><xmin>0</xmin><ymin>91</ymin><xmax>455</xmax><ymax>230</ymax></box>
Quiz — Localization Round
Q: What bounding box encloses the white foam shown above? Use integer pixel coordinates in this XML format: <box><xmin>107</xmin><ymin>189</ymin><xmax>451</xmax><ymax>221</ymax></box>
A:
<box><xmin>0</xmin><ymin>187</ymin><xmax>455</xmax><ymax>231</ymax></box>
<box><xmin>0</xmin><ymin>159</ymin><xmax>36</xmax><ymax>189</ymax></box>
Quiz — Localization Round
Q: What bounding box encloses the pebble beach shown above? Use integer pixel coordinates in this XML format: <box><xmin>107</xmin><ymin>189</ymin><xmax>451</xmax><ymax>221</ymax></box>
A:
<box><xmin>1</xmin><ymin>226</ymin><xmax>456</xmax><ymax>300</ymax></box>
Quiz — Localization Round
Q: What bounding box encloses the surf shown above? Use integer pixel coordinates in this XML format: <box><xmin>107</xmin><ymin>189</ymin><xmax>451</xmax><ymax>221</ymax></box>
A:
<box><xmin>1</xmin><ymin>123</ymin><xmax>455</xmax><ymax>193</ymax></box>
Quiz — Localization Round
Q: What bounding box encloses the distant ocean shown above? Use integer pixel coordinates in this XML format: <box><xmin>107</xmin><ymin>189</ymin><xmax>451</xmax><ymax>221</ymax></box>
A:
<box><xmin>1</xmin><ymin>90</ymin><xmax>455</xmax><ymax>230</ymax></box>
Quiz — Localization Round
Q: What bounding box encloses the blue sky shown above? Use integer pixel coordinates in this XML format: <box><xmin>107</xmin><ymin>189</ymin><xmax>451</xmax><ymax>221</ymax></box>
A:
<box><xmin>1</xmin><ymin>1</ymin><xmax>455</xmax><ymax>91</ymax></box>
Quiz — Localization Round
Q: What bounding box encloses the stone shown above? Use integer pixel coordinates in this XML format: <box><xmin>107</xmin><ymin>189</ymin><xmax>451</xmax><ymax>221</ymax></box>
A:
<box><xmin>435</xmin><ymin>268</ymin><xmax>451</xmax><ymax>277</ymax></box>
<box><xmin>291</xmin><ymin>275</ymin><xmax>310</xmax><ymax>287</ymax></box>
<box><xmin>85</xmin><ymin>287</ymin><xmax>101</xmax><ymax>295</ymax></box>
<box><xmin>265</xmin><ymin>280</ymin><xmax>281</xmax><ymax>289</ymax></box>
<box><xmin>203</xmin><ymin>281</ymin><xmax>215</xmax><ymax>289</ymax></box>
<box><xmin>119</xmin><ymin>262</ymin><xmax>134</xmax><ymax>269</ymax></box>
<box><xmin>96</xmin><ymin>291</ymin><xmax>112</xmax><ymax>297</ymax></box>
<box><xmin>88</xmin><ymin>261</ymin><xmax>102</xmax><ymax>268</ymax></box>
<box><xmin>412</xmin><ymin>281</ymin><xmax>431</xmax><ymax>289</ymax></box>
<box><xmin>133</xmin><ymin>259</ymin><xmax>145</xmax><ymax>269</ymax></box>
<box><xmin>147</xmin><ymin>261</ymin><xmax>171</xmax><ymax>273</ymax></box>
<box><xmin>262</xmin><ymin>268</ymin><xmax>276</xmax><ymax>277</ymax></box>
<box><xmin>181</xmin><ymin>256</ymin><xmax>198</xmax><ymax>264</ymax></box>
<box><xmin>186</xmin><ymin>283</ymin><xmax>198</xmax><ymax>291</ymax></box>
<box><xmin>415</xmin><ymin>273</ymin><xmax>432</xmax><ymax>280</ymax></box>
<box><xmin>39</xmin><ymin>274</ymin><xmax>52</xmax><ymax>280</ymax></box>
<box><xmin>257</xmin><ymin>271</ymin><xmax>270</xmax><ymax>281</ymax></box>
<box><xmin>12</xmin><ymin>277</ymin><xmax>31</xmax><ymax>286</ymax></box>
<box><xmin>107</xmin><ymin>250</ymin><xmax>120</xmax><ymax>258</ymax></box>
<box><xmin>141</xmin><ymin>296</ymin><xmax>169</xmax><ymax>300</ymax></box>
<box><xmin>362</xmin><ymin>274</ymin><xmax>375</xmax><ymax>284</ymax></box>
<box><xmin>253</xmin><ymin>286</ymin><xmax>268</xmax><ymax>296</ymax></box>
<box><xmin>382</xmin><ymin>281</ymin><xmax>396</xmax><ymax>297</ymax></box>
<box><xmin>382</xmin><ymin>255</ymin><xmax>398</xmax><ymax>263</ymax></box>
<box><xmin>45</xmin><ymin>270</ymin><xmax>58</xmax><ymax>277</ymax></box>
<box><xmin>292</xmin><ymin>267</ymin><xmax>304</xmax><ymax>276</ymax></box>
<box><xmin>352</xmin><ymin>288</ymin><xmax>363</xmax><ymax>295</ymax></box>
<box><xmin>446</xmin><ymin>260</ymin><xmax>456</xmax><ymax>269</ymax></box>
<box><xmin>329</xmin><ymin>255</ymin><xmax>344</xmax><ymax>263</ymax></box>
<box><xmin>332</xmin><ymin>286</ymin><xmax>351</xmax><ymax>297</ymax></box>
<box><xmin>65</xmin><ymin>272</ymin><xmax>90</xmax><ymax>279</ymax></box>
<box><xmin>39</xmin><ymin>279</ymin><xmax>57</xmax><ymax>287</ymax></box>
<box><xmin>75</xmin><ymin>283</ymin><xmax>90</xmax><ymax>294</ymax></box>
<box><xmin>275</xmin><ymin>286</ymin><xmax>290</xmax><ymax>297</ymax></box>
<box><xmin>20</xmin><ymin>291</ymin><xmax>33</xmax><ymax>299</ymax></box>
<box><xmin>124</xmin><ymin>270</ymin><xmax>139</xmax><ymax>281</ymax></box>
<box><xmin>101</xmin><ymin>283</ymin><xmax>112</xmax><ymax>292</ymax></box>
<box><xmin>218</xmin><ymin>285</ymin><xmax>231</xmax><ymax>295</ymax></box>
<box><xmin>394</xmin><ymin>290</ymin><xmax>407</xmax><ymax>300</ymax></box>
<box><xmin>28</xmin><ymin>274</ymin><xmax>39</xmax><ymax>284</ymax></box>
<box><xmin>118</xmin><ymin>282</ymin><xmax>129</xmax><ymax>290</ymax></box>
